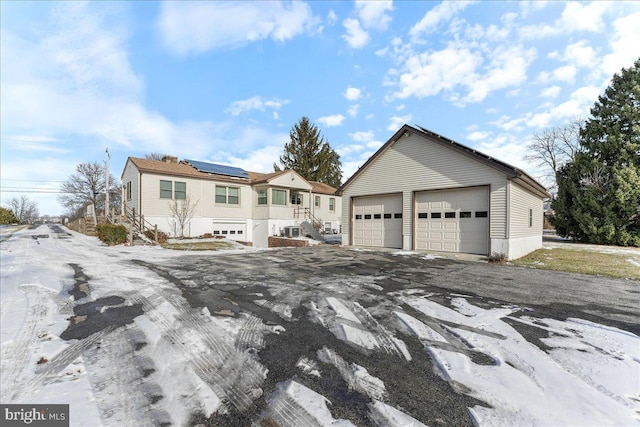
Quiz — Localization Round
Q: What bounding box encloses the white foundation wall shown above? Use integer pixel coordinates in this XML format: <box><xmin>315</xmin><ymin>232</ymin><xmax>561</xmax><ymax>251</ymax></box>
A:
<box><xmin>252</xmin><ymin>219</ymin><xmax>305</xmax><ymax>248</ymax></box>
<box><xmin>491</xmin><ymin>235</ymin><xmax>543</xmax><ymax>260</ymax></box>
<box><xmin>144</xmin><ymin>216</ymin><xmax>253</xmax><ymax>242</ymax></box>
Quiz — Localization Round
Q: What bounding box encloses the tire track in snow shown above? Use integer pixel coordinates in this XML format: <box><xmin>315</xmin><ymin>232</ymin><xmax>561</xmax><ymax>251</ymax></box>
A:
<box><xmin>1</xmin><ymin>284</ymin><xmax>55</xmax><ymax>402</ymax></box>
<box><xmin>130</xmin><ymin>292</ymin><xmax>267</xmax><ymax>414</ymax></box>
<box><xmin>82</xmin><ymin>325</ymin><xmax>166</xmax><ymax>427</ymax></box>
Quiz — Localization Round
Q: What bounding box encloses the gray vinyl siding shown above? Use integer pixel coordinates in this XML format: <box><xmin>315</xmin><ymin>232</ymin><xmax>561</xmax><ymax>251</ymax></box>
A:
<box><xmin>342</xmin><ymin>132</ymin><xmax>509</xmax><ymax>239</ymax></box>
<box><xmin>509</xmin><ymin>182</ymin><xmax>543</xmax><ymax>238</ymax></box>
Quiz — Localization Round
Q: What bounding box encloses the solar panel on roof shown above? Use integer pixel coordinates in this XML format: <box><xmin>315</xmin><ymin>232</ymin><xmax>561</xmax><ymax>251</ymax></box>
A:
<box><xmin>184</xmin><ymin>159</ymin><xmax>249</xmax><ymax>179</ymax></box>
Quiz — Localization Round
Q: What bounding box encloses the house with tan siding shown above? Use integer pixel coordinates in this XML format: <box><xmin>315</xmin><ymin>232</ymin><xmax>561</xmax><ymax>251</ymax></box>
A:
<box><xmin>121</xmin><ymin>156</ymin><xmax>341</xmax><ymax>247</ymax></box>
<box><xmin>338</xmin><ymin>124</ymin><xmax>550</xmax><ymax>260</ymax></box>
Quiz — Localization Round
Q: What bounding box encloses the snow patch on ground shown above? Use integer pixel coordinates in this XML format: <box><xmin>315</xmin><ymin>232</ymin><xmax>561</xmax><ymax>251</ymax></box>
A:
<box><xmin>402</xmin><ymin>293</ymin><xmax>640</xmax><ymax>426</ymax></box>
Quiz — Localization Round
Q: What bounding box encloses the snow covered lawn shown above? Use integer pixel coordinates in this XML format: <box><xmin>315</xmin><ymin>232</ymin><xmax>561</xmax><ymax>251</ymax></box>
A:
<box><xmin>1</xmin><ymin>225</ymin><xmax>638</xmax><ymax>426</ymax></box>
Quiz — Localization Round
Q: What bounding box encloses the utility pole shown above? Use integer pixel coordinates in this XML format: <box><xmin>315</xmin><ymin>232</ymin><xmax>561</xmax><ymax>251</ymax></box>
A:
<box><xmin>105</xmin><ymin>148</ymin><xmax>110</xmax><ymax>220</ymax></box>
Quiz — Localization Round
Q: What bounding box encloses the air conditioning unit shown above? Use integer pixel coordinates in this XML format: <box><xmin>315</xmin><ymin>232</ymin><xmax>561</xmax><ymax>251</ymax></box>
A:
<box><xmin>283</xmin><ymin>226</ymin><xmax>301</xmax><ymax>237</ymax></box>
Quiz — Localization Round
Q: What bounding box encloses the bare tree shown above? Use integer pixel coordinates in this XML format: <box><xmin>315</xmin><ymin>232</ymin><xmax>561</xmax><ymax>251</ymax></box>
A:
<box><xmin>524</xmin><ymin>118</ymin><xmax>583</xmax><ymax>194</ymax></box>
<box><xmin>58</xmin><ymin>162</ymin><xmax>120</xmax><ymax>220</ymax></box>
<box><xmin>145</xmin><ymin>153</ymin><xmax>168</xmax><ymax>161</ymax></box>
<box><xmin>169</xmin><ymin>194</ymin><xmax>198</xmax><ymax>239</ymax></box>
<box><xmin>5</xmin><ymin>195</ymin><xmax>39</xmax><ymax>224</ymax></box>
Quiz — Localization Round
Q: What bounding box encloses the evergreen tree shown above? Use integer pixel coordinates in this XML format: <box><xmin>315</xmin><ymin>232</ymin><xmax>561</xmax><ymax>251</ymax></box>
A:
<box><xmin>276</xmin><ymin>117</ymin><xmax>343</xmax><ymax>188</ymax></box>
<box><xmin>0</xmin><ymin>207</ymin><xmax>18</xmax><ymax>224</ymax></box>
<box><xmin>551</xmin><ymin>58</ymin><xmax>640</xmax><ymax>246</ymax></box>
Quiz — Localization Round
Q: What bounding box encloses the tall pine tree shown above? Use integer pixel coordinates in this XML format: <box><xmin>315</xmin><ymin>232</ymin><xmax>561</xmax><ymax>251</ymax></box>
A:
<box><xmin>551</xmin><ymin>58</ymin><xmax>640</xmax><ymax>246</ymax></box>
<box><xmin>275</xmin><ymin>117</ymin><xmax>343</xmax><ymax>188</ymax></box>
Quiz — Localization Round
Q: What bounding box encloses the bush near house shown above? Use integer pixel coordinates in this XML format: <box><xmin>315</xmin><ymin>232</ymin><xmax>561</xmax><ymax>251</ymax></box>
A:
<box><xmin>145</xmin><ymin>229</ymin><xmax>168</xmax><ymax>244</ymax></box>
<box><xmin>96</xmin><ymin>224</ymin><xmax>128</xmax><ymax>245</ymax></box>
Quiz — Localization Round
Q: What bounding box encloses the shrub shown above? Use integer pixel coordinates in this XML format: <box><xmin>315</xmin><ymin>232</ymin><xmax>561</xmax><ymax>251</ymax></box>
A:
<box><xmin>96</xmin><ymin>224</ymin><xmax>127</xmax><ymax>245</ymax></box>
<box><xmin>144</xmin><ymin>229</ymin><xmax>168</xmax><ymax>244</ymax></box>
<box><xmin>488</xmin><ymin>252</ymin><xmax>508</xmax><ymax>264</ymax></box>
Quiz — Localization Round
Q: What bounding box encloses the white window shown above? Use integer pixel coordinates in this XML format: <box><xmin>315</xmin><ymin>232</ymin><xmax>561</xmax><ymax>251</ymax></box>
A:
<box><xmin>216</xmin><ymin>186</ymin><xmax>239</xmax><ymax>205</ymax></box>
<box><xmin>160</xmin><ymin>180</ymin><xmax>172</xmax><ymax>199</ymax></box>
<box><xmin>315</xmin><ymin>195</ymin><xmax>320</xmax><ymax>208</ymax></box>
<box><xmin>174</xmin><ymin>182</ymin><xmax>186</xmax><ymax>200</ymax></box>
<box><xmin>258</xmin><ymin>189</ymin><xmax>267</xmax><ymax>205</ymax></box>
<box><xmin>272</xmin><ymin>189</ymin><xmax>287</xmax><ymax>206</ymax></box>
<box><xmin>529</xmin><ymin>208</ymin><xmax>533</xmax><ymax>227</ymax></box>
<box><xmin>329</xmin><ymin>197</ymin><xmax>335</xmax><ymax>211</ymax></box>
<box><xmin>126</xmin><ymin>181</ymin><xmax>132</xmax><ymax>200</ymax></box>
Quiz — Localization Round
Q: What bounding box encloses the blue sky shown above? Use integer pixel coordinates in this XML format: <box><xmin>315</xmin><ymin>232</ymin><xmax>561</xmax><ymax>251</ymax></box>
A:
<box><xmin>1</xmin><ymin>1</ymin><xmax>639</xmax><ymax>215</ymax></box>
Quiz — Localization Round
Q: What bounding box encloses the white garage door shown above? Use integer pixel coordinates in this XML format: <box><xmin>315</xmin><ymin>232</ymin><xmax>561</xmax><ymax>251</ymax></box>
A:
<box><xmin>353</xmin><ymin>194</ymin><xmax>403</xmax><ymax>248</ymax></box>
<box><xmin>212</xmin><ymin>221</ymin><xmax>247</xmax><ymax>241</ymax></box>
<box><xmin>415</xmin><ymin>187</ymin><xmax>489</xmax><ymax>255</ymax></box>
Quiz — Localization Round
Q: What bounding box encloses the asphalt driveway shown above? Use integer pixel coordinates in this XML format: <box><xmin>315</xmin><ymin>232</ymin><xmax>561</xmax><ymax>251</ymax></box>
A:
<box><xmin>131</xmin><ymin>246</ymin><xmax>639</xmax><ymax>426</ymax></box>
<box><xmin>2</xmin><ymin>227</ymin><xmax>638</xmax><ymax>426</ymax></box>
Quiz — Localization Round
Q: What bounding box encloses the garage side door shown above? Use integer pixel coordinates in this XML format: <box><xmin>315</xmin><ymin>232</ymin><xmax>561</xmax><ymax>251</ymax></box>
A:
<box><xmin>353</xmin><ymin>194</ymin><xmax>402</xmax><ymax>248</ymax></box>
<box><xmin>415</xmin><ymin>187</ymin><xmax>489</xmax><ymax>254</ymax></box>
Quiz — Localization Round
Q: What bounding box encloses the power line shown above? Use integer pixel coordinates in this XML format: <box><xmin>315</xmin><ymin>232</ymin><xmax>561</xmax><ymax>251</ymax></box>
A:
<box><xmin>0</xmin><ymin>179</ymin><xmax>65</xmax><ymax>183</ymax></box>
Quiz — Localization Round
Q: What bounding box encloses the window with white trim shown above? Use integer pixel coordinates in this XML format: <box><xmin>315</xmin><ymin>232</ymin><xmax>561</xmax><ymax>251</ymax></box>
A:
<box><xmin>160</xmin><ymin>180</ymin><xmax>172</xmax><ymax>199</ymax></box>
<box><xmin>272</xmin><ymin>189</ymin><xmax>287</xmax><ymax>206</ymax></box>
<box><xmin>329</xmin><ymin>197</ymin><xmax>335</xmax><ymax>211</ymax></box>
<box><xmin>315</xmin><ymin>195</ymin><xmax>320</xmax><ymax>208</ymax></box>
<box><xmin>174</xmin><ymin>181</ymin><xmax>186</xmax><ymax>200</ymax></box>
<box><xmin>216</xmin><ymin>186</ymin><xmax>239</xmax><ymax>205</ymax></box>
<box><xmin>258</xmin><ymin>189</ymin><xmax>267</xmax><ymax>205</ymax></box>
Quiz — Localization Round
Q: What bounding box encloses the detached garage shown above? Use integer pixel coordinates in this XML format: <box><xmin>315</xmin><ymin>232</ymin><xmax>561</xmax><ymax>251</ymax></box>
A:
<box><xmin>339</xmin><ymin>125</ymin><xmax>550</xmax><ymax>260</ymax></box>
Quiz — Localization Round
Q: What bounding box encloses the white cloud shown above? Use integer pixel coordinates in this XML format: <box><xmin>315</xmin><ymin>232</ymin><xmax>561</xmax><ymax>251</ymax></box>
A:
<box><xmin>552</xmin><ymin>65</ymin><xmax>577</xmax><ymax>83</ymax></box>
<box><xmin>342</xmin><ymin>18</ymin><xmax>369</xmax><ymax>48</ymax></box>
<box><xmin>410</xmin><ymin>1</ymin><xmax>472</xmax><ymax>39</ymax></box>
<box><xmin>347</xmin><ymin>104</ymin><xmax>360</xmax><ymax>118</ymax></box>
<box><xmin>461</xmin><ymin>45</ymin><xmax>536</xmax><ymax>104</ymax></box>
<box><xmin>467</xmin><ymin>131</ymin><xmax>489</xmax><ymax>142</ymax></box>
<box><xmin>559</xmin><ymin>2</ymin><xmax>609</xmax><ymax>33</ymax></box>
<box><xmin>563</xmin><ymin>41</ymin><xmax>597</xmax><ymax>68</ymax></box>
<box><xmin>354</xmin><ymin>0</ymin><xmax>393</xmax><ymax>31</ymax></box>
<box><xmin>336</xmin><ymin>144</ymin><xmax>364</xmax><ymax>156</ymax></box>
<box><xmin>392</xmin><ymin>47</ymin><xmax>481</xmax><ymax>99</ymax></box>
<box><xmin>215</xmin><ymin>144</ymin><xmax>284</xmax><ymax>173</ymax></box>
<box><xmin>387</xmin><ymin>115</ymin><xmax>412</xmax><ymax>131</ymax></box>
<box><xmin>602</xmin><ymin>12</ymin><xmax>640</xmax><ymax>76</ymax></box>
<box><xmin>327</xmin><ymin>10</ymin><xmax>338</xmax><ymax>26</ymax></box>
<box><xmin>350</xmin><ymin>130</ymin><xmax>374</xmax><ymax>142</ymax></box>
<box><xmin>520</xmin><ymin>1</ymin><xmax>613</xmax><ymax>40</ymax></box>
<box><xmin>317</xmin><ymin>114</ymin><xmax>345</xmax><ymax>127</ymax></box>
<box><xmin>157</xmin><ymin>1</ymin><xmax>318</xmax><ymax>55</ymax></box>
<box><xmin>225</xmin><ymin>96</ymin><xmax>289</xmax><ymax>116</ymax></box>
<box><xmin>344</xmin><ymin>86</ymin><xmax>362</xmax><ymax>101</ymax></box>
<box><xmin>390</xmin><ymin>42</ymin><xmax>534</xmax><ymax>105</ymax></box>
<box><xmin>540</xmin><ymin>86</ymin><xmax>561</xmax><ymax>98</ymax></box>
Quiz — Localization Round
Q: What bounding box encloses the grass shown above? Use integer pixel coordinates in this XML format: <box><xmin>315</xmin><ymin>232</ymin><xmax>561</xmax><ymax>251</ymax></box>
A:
<box><xmin>162</xmin><ymin>241</ymin><xmax>235</xmax><ymax>251</ymax></box>
<box><xmin>513</xmin><ymin>248</ymin><xmax>640</xmax><ymax>280</ymax></box>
